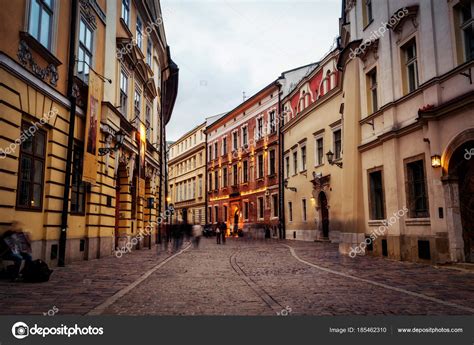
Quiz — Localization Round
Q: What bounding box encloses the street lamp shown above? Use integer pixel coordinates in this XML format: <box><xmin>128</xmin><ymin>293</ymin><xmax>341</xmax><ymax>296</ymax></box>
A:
<box><xmin>98</xmin><ymin>130</ymin><xmax>125</xmax><ymax>156</ymax></box>
<box><xmin>326</xmin><ymin>150</ymin><xmax>343</xmax><ymax>168</ymax></box>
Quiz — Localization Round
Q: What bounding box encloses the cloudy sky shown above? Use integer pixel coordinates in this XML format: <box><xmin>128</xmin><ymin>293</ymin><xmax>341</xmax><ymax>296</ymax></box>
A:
<box><xmin>161</xmin><ymin>0</ymin><xmax>341</xmax><ymax>141</ymax></box>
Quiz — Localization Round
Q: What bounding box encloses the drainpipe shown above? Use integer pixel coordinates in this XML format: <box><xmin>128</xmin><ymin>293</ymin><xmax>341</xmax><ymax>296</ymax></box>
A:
<box><xmin>59</xmin><ymin>0</ymin><xmax>79</xmax><ymax>267</ymax></box>
<box><xmin>157</xmin><ymin>101</ymin><xmax>164</xmax><ymax>245</ymax></box>
<box><xmin>278</xmin><ymin>84</ymin><xmax>286</xmax><ymax>240</ymax></box>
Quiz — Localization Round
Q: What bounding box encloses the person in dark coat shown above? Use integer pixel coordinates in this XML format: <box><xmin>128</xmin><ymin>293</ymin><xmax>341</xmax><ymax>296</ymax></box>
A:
<box><xmin>0</xmin><ymin>222</ymin><xmax>32</xmax><ymax>281</ymax></box>
<box><xmin>219</xmin><ymin>222</ymin><xmax>227</xmax><ymax>244</ymax></box>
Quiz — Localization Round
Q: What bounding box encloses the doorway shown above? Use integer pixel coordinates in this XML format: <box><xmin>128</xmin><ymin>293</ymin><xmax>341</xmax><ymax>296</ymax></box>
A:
<box><xmin>319</xmin><ymin>191</ymin><xmax>329</xmax><ymax>238</ymax></box>
<box><xmin>449</xmin><ymin>140</ymin><xmax>474</xmax><ymax>262</ymax></box>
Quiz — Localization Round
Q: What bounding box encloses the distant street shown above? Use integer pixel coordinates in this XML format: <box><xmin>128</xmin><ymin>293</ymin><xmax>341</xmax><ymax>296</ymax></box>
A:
<box><xmin>1</xmin><ymin>238</ymin><xmax>473</xmax><ymax>316</ymax></box>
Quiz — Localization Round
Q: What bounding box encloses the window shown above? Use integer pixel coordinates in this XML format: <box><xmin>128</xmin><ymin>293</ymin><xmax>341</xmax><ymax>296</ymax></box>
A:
<box><xmin>17</xmin><ymin>123</ymin><xmax>46</xmax><ymax>210</ymax></box>
<box><xmin>243</xmin><ymin>201</ymin><xmax>249</xmax><ymax>220</ymax></box>
<box><xmin>233</xmin><ymin>164</ymin><xmax>238</xmax><ymax>186</ymax></box>
<box><xmin>119</xmin><ymin>70</ymin><xmax>128</xmax><ymax>116</ymax></box>
<box><xmin>365</xmin><ymin>0</ymin><xmax>373</xmax><ymax>25</ymax></box>
<box><xmin>223</xmin><ymin>205</ymin><xmax>228</xmax><ymax>222</ymax></box>
<box><xmin>269</xmin><ymin>150</ymin><xmax>276</xmax><ymax>176</ymax></box>
<box><xmin>367</xmin><ymin>68</ymin><xmax>378</xmax><ymax>113</ymax></box>
<box><xmin>121</xmin><ymin>0</ymin><xmax>130</xmax><ymax>26</ymax></box>
<box><xmin>136</xmin><ymin>16</ymin><xmax>143</xmax><ymax>49</ymax></box>
<box><xmin>316</xmin><ymin>137</ymin><xmax>324</xmax><ymax>165</ymax></box>
<box><xmin>134</xmin><ymin>88</ymin><xmax>141</xmax><ymax>118</ymax></box>
<box><xmin>285</xmin><ymin>156</ymin><xmax>290</xmax><ymax>178</ymax></box>
<box><xmin>29</xmin><ymin>0</ymin><xmax>54</xmax><ymax>49</ymax></box>
<box><xmin>302</xmin><ymin>199</ymin><xmax>307</xmax><ymax>222</ymax></box>
<box><xmin>243</xmin><ymin>160</ymin><xmax>248</xmax><ymax>183</ymax></box>
<box><xmin>146</xmin><ymin>40</ymin><xmax>153</xmax><ymax>66</ymax></box>
<box><xmin>232</xmin><ymin>131</ymin><xmax>238</xmax><ymax>151</ymax></box>
<box><xmin>78</xmin><ymin>19</ymin><xmax>93</xmax><ymax>82</ymax></box>
<box><xmin>272</xmin><ymin>194</ymin><xmax>278</xmax><ymax>218</ymax></box>
<box><xmin>269</xmin><ymin>111</ymin><xmax>276</xmax><ymax>133</ymax></box>
<box><xmin>214</xmin><ymin>206</ymin><xmax>219</xmax><ymax>223</ymax></box>
<box><xmin>208</xmin><ymin>206</ymin><xmax>213</xmax><ymax>223</ymax></box>
<box><xmin>222</xmin><ymin>167</ymin><xmax>228</xmax><ymax>187</ymax></box>
<box><xmin>406</xmin><ymin>158</ymin><xmax>429</xmax><ymax>218</ymax></box>
<box><xmin>242</xmin><ymin>126</ymin><xmax>248</xmax><ymax>146</ymax></box>
<box><xmin>198</xmin><ymin>177</ymin><xmax>202</xmax><ymax>196</ymax></box>
<box><xmin>257</xmin><ymin>117</ymin><xmax>263</xmax><ymax>139</ymax></box>
<box><xmin>333</xmin><ymin>129</ymin><xmax>342</xmax><ymax>160</ymax></box>
<box><xmin>214</xmin><ymin>142</ymin><xmax>218</xmax><ymax>160</ymax></box>
<box><xmin>258</xmin><ymin>197</ymin><xmax>264</xmax><ymax>219</ymax></box>
<box><xmin>369</xmin><ymin>169</ymin><xmax>385</xmax><ymax>220</ymax></box>
<box><xmin>288</xmin><ymin>202</ymin><xmax>293</xmax><ymax>222</ymax></box>
<box><xmin>300</xmin><ymin>145</ymin><xmax>307</xmax><ymax>171</ymax></box>
<box><xmin>257</xmin><ymin>154</ymin><xmax>264</xmax><ymax>179</ymax></box>
<box><xmin>214</xmin><ymin>171</ymin><xmax>219</xmax><ymax>190</ymax></box>
<box><xmin>456</xmin><ymin>0</ymin><xmax>474</xmax><ymax>62</ymax></box>
<box><xmin>71</xmin><ymin>143</ymin><xmax>86</xmax><ymax>214</ymax></box>
<box><xmin>208</xmin><ymin>173</ymin><xmax>212</xmax><ymax>191</ymax></box>
<box><xmin>293</xmin><ymin>151</ymin><xmax>298</xmax><ymax>175</ymax></box>
<box><xmin>222</xmin><ymin>137</ymin><xmax>227</xmax><ymax>155</ymax></box>
<box><xmin>208</xmin><ymin>145</ymin><xmax>212</xmax><ymax>161</ymax></box>
<box><xmin>145</xmin><ymin>104</ymin><xmax>151</xmax><ymax>141</ymax></box>
<box><xmin>402</xmin><ymin>39</ymin><xmax>419</xmax><ymax>94</ymax></box>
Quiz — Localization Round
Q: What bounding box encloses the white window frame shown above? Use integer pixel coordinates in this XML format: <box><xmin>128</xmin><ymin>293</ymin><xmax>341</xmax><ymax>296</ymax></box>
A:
<box><xmin>257</xmin><ymin>197</ymin><xmax>264</xmax><ymax>220</ymax></box>
<box><xmin>300</xmin><ymin>142</ymin><xmax>307</xmax><ymax>172</ymax></box>
<box><xmin>314</xmin><ymin>133</ymin><xmax>324</xmax><ymax>166</ymax></box>
<box><xmin>332</xmin><ymin>124</ymin><xmax>343</xmax><ymax>161</ymax></box>
<box><xmin>301</xmin><ymin>198</ymin><xmax>307</xmax><ymax>222</ymax></box>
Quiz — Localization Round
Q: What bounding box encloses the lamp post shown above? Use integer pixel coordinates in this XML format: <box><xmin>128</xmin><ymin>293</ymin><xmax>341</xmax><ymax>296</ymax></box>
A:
<box><xmin>284</xmin><ymin>180</ymin><xmax>297</xmax><ymax>192</ymax></box>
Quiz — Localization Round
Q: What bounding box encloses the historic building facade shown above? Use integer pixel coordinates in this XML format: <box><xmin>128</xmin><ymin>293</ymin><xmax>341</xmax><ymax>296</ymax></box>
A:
<box><xmin>168</xmin><ymin>122</ymin><xmax>206</xmax><ymax>225</ymax></box>
<box><xmin>206</xmin><ymin>83</ymin><xmax>282</xmax><ymax>237</ymax></box>
<box><xmin>337</xmin><ymin>0</ymin><xmax>474</xmax><ymax>263</ymax></box>
<box><xmin>281</xmin><ymin>50</ymin><xmax>344</xmax><ymax>242</ymax></box>
<box><xmin>0</xmin><ymin>0</ymin><xmax>178</xmax><ymax>266</ymax></box>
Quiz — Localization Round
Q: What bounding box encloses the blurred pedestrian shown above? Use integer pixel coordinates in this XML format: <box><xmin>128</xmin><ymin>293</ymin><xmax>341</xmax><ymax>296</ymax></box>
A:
<box><xmin>192</xmin><ymin>223</ymin><xmax>203</xmax><ymax>248</ymax></box>
<box><xmin>215</xmin><ymin>224</ymin><xmax>221</xmax><ymax>244</ymax></box>
<box><xmin>219</xmin><ymin>222</ymin><xmax>227</xmax><ymax>244</ymax></box>
<box><xmin>0</xmin><ymin>221</ymin><xmax>32</xmax><ymax>281</ymax></box>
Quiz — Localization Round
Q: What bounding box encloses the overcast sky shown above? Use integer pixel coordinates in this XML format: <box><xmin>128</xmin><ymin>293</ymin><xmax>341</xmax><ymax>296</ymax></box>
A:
<box><xmin>161</xmin><ymin>0</ymin><xmax>341</xmax><ymax>141</ymax></box>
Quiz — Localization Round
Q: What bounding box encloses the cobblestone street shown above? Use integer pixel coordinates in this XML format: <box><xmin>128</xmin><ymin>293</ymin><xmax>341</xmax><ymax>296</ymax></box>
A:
<box><xmin>1</xmin><ymin>238</ymin><xmax>473</xmax><ymax>316</ymax></box>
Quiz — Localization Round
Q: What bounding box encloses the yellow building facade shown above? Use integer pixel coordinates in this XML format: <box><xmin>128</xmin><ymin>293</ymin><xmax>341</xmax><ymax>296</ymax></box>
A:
<box><xmin>168</xmin><ymin>122</ymin><xmax>207</xmax><ymax>225</ymax></box>
<box><xmin>282</xmin><ymin>51</ymin><xmax>344</xmax><ymax>242</ymax></box>
<box><xmin>0</xmin><ymin>0</ymin><xmax>178</xmax><ymax>266</ymax></box>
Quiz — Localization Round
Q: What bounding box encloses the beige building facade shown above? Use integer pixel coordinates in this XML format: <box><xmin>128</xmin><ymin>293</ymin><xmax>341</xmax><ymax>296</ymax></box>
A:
<box><xmin>337</xmin><ymin>0</ymin><xmax>474</xmax><ymax>263</ymax></box>
<box><xmin>168</xmin><ymin>122</ymin><xmax>207</xmax><ymax>225</ymax></box>
<box><xmin>282</xmin><ymin>50</ymin><xmax>344</xmax><ymax>242</ymax></box>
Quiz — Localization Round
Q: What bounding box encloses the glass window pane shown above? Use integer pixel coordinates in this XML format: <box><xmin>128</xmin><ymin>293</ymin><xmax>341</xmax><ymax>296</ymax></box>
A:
<box><xmin>21</xmin><ymin>134</ymin><xmax>33</xmax><ymax>153</ymax></box>
<box><xmin>85</xmin><ymin>27</ymin><xmax>92</xmax><ymax>50</ymax></box>
<box><xmin>35</xmin><ymin>132</ymin><xmax>45</xmax><ymax>156</ymax></box>
<box><xmin>79</xmin><ymin>21</ymin><xmax>85</xmax><ymax>44</ymax></box>
<box><xmin>43</xmin><ymin>0</ymin><xmax>53</xmax><ymax>9</ymax></box>
<box><xmin>29</xmin><ymin>0</ymin><xmax>40</xmax><ymax>39</ymax></box>
<box><xmin>32</xmin><ymin>183</ymin><xmax>42</xmax><ymax>207</ymax></box>
<box><xmin>34</xmin><ymin>160</ymin><xmax>43</xmax><ymax>183</ymax></box>
<box><xmin>39</xmin><ymin>9</ymin><xmax>51</xmax><ymax>48</ymax></box>
<box><xmin>21</xmin><ymin>156</ymin><xmax>32</xmax><ymax>180</ymax></box>
<box><xmin>18</xmin><ymin>181</ymin><xmax>30</xmax><ymax>206</ymax></box>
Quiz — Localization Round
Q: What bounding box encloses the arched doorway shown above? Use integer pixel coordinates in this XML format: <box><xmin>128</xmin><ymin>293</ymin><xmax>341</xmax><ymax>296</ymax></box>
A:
<box><xmin>446</xmin><ymin>140</ymin><xmax>474</xmax><ymax>262</ymax></box>
<box><xmin>319</xmin><ymin>192</ymin><xmax>329</xmax><ymax>238</ymax></box>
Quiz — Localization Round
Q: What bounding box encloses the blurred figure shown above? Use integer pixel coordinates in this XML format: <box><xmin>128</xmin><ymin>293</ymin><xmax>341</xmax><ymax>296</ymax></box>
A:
<box><xmin>215</xmin><ymin>223</ymin><xmax>221</xmax><ymax>244</ymax></box>
<box><xmin>219</xmin><ymin>222</ymin><xmax>227</xmax><ymax>244</ymax></box>
<box><xmin>192</xmin><ymin>223</ymin><xmax>203</xmax><ymax>248</ymax></box>
<box><xmin>0</xmin><ymin>221</ymin><xmax>32</xmax><ymax>281</ymax></box>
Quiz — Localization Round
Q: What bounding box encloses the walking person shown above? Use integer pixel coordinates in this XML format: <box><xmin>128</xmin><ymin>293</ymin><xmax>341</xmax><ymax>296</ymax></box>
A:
<box><xmin>192</xmin><ymin>223</ymin><xmax>203</xmax><ymax>248</ymax></box>
<box><xmin>0</xmin><ymin>221</ymin><xmax>33</xmax><ymax>281</ymax></box>
<box><xmin>220</xmin><ymin>221</ymin><xmax>227</xmax><ymax>244</ymax></box>
<box><xmin>215</xmin><ymin>223</ymin><xmax>221</xmax><ymax>244</ymax></box>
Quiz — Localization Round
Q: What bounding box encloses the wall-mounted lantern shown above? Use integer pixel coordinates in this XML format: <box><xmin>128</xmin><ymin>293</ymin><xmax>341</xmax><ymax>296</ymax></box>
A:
<box><xmin>431</xmin><ymin>155</ymin><xmax>441</xmax><ymax>168</ymax></box>
<box><xmin>326</xmin><ymin>150</ymin><xmax>343</xmax><ymax>168</ymax></box>
<box><xmin>284</xmin><ymin>179</ymin><xmax>297</xmax><ymax>192</ymax></box>
<box><xmin>98</xmin><ymin>130</ymin><xmax>125</xmax><ymax>156</ymax></box>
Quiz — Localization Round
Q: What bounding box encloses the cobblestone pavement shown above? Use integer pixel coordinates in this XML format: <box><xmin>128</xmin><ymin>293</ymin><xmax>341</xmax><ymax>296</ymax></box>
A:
<box><xmin>1</xmin><ymin>238</ymin><xmax>473</xmax><ymax>315</ymax></box>
<box><xmin>104</xmin><ymin>238</ymin><xmax>474</xmax><ymax>316</ymax></box>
